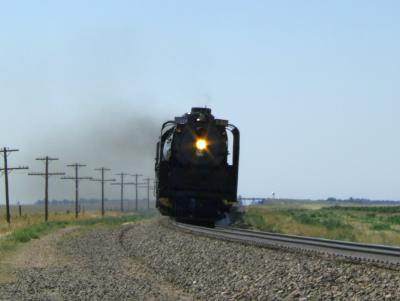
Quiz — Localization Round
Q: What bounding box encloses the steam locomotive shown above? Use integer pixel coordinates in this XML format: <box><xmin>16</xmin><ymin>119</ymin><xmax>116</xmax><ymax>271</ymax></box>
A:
<box><xmin>155</xmin><ymin>107</ymin><xmax>240</xmax><ymax>221</ymax></box>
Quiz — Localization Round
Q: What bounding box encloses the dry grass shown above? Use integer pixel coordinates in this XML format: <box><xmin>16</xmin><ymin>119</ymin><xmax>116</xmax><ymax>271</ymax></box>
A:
<box><xmin>241</xmin><ymin>204</ymin><xmax>400</xmax><ymax>246</ymax></box>
<box><xmin>0</xmin><ymin>204</ymin><xmax>130</xmax><ymax>237</ymax></box>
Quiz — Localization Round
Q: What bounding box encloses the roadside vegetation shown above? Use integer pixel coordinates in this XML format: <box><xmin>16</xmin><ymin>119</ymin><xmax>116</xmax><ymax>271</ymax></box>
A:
<box><xmin>0</xmin><ymin>204</ymin><xmax>159</xmax><ymax>235</ymax></box>
<box><xmin>0</xmin><ymin>209</ymin><xmax>158</xmax><ymax>261</ymax></box>
<box><xmin>238</xmin><ymin>204</ymin><xmax>400</xmax><ymax>246</ymax></box>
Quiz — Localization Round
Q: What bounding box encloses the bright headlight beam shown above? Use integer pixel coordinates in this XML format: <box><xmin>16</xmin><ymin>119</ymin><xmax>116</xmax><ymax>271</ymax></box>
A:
<box><xmin>195</xmin><ymin>139</ymin><xmax>207</xmax><ymax>151</ymax></box>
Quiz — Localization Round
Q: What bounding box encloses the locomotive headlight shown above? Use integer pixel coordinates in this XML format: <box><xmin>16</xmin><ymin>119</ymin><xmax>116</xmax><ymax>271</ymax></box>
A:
<box><xmin>195</xmin><ymin>139</ymin><xmax>207</xmax><ymax>151</ymax></box>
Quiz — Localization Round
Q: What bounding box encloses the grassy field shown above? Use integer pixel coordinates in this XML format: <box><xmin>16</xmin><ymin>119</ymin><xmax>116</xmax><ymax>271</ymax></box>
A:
<box><xmin>238</xmin><ymin>203</ymin><xmax>400</xmax><ymax>246</ymax></box>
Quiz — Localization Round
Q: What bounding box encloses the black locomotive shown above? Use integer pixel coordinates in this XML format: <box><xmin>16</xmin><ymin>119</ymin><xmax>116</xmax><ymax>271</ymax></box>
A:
<box><xmin>155</xmin><ymin>107</ymin><xmax>240</xmax><ymax>221</ymax></box>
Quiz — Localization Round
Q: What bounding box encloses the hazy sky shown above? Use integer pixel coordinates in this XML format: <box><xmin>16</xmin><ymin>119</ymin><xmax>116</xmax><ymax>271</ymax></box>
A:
<box><xmin>1</xmin><ymin>1</ymin><xmax>400</xmax><ymax>203</ymax></box>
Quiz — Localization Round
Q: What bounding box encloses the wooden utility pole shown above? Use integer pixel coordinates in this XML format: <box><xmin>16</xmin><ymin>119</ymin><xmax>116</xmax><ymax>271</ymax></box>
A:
<box><xmin>28</xmin><ymin>156</ymin><xmax>65</xmax><ymax>222</ymax></box>
<box><xmin>141</xmin><ymin>178</ymin><xmax>154</xmax><ymax>210</ymax></box>
<box><xmin>92</xmin><ymin>168</ymin><xmax>115</xmax><ymax>216</ymax></box>
<box><xmin>153</xmin><ymin>178</ymin><xmax>156</xmax><ymax>202</ymax></box>
<box><xmin>0</xmin><ymin>147</ymin><xmax>28</xmax><ymax>223</ymax></box>
<box><xmin>111</xmin><ymin>173</ymin><xmax>134</xmax><ymax>212</ymax></box>
<box><xmin>61</xmin><ymin>163</ymin><xmax>92</xmax><ymax>218</ymax></box>
<box><xmin>131</xmin><ymin>174</ymin><xmax>142</xmax><ymax>210</ymax></box>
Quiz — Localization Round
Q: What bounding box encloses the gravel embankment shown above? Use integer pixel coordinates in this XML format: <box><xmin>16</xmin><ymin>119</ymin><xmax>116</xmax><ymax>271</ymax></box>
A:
<box><xmin>121</xmin><ymin>219</ymin><xmax>400</xmax><ymax>300</ymax></box>
<box><xmin>0</xmin><ymin>222</ymin><xmax>193</xmax><ymax>301</ymax></box>
<box><xmin>1</xmin><ymin>218</ymin><xmax>400</xmax><ymax>300</ymax></box>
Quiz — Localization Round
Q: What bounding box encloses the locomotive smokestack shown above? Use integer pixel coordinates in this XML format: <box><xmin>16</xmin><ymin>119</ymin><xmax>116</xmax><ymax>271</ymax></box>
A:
<box><xmin>191</xmin><ymin>107</ymin><xmax>212</xmax><ymax>114</ymax></box>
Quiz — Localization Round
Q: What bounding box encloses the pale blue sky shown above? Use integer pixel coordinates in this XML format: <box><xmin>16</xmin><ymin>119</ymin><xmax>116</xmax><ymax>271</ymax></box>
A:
<box><xmin>1</xmin><ymin>1</ymin><xmax>400</xmax><ymax>202</ymax></box>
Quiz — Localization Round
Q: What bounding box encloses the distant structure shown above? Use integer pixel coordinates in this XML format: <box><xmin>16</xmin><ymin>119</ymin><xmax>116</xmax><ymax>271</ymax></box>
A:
<box><xmin>238</xmin><ymin>196</ymin><xmax>265</xmax><ymax>206</ymax></box>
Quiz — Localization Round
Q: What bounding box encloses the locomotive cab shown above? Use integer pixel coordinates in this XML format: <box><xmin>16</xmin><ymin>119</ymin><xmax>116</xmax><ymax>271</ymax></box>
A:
<box><xmin>155</xmin><ymin>108</ymin><xmax>240</xmax><ymax>221</ymax></box>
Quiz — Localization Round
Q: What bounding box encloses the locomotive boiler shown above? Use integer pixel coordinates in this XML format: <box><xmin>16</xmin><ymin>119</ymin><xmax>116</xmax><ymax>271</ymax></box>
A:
<box><xmin>155</xmin><ymin>107</ymin><xmax>240</xmax><ymax>221</ymax></box>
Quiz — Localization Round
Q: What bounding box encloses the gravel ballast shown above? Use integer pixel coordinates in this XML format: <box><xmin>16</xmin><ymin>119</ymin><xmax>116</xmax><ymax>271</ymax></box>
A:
<box><xmin>0</xmin><ymin>223</ymin><xmax>192</xmax><ymax>301</ymax></box>
<box><xmin>1</xmin><ymin>218</ymin><xmax>400</xmax><ymax>300</ymax></box>
<box><xmin>121</xmin><ymin>219</ymin><xmax>400</xmax><ymax>300</ymax></box>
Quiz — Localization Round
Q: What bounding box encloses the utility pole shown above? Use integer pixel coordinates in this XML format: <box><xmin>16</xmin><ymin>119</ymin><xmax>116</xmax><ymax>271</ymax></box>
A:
<box><xmin>28</xmin><ymin>156</ymin><xmax>65</xmax><ymax>222</ymax></box>
<box><xmin>131</xmin><ymin>174</ymin><xmax>142</xmax><ymax>211</ymax></box>
<box><xmin>61</xmin><ymin>163</ymin><xmax>92</xmax><ymax>219</ymax></box>
<box><xmin>141</xmin><ymin>178</ymin><xmax>154</xmax><ymax>210</ymax></box>
<box><xmin>111</xmin><ymin>173</ymin><xmax>134</xmax><ymax>212</ymax></box>
<box><xmin>0</xmin><ymin>148</ymin><xmax>28</xmax><ymax>224</ymax></box>
<box><xmin>92</xmin><ymin>168</ymin><xmax>115</xmax><ymax>216</ymax></box>
<box><xmin>153</xmin><ymin>178</ymin><xmax>157</xmax><ymax>199</ymax></box>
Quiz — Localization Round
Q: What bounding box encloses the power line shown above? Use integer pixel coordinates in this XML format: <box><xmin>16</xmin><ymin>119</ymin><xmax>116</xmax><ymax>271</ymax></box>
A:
<box><xmin>0</xmin><ymin>147</ymin><xmax>29</xmax><ymax>224</ymax></box>
<box><xmin>61</xmin><ymin>163</ymin><xmax>92</xmax><ymax>219</ymax></box>
<box><xmin>28</xmin><ymin>156</ymin><xmax>65</xmax><ymax>222</ymax></box>
<box><xmin>92</xmin><ymin>168</ymin><xmax>115</xmax><ymax>216</ymax></box>
<box><xmin>111</xmin><ymin>172</ymin><xmax>134</xmax><ymax>212</ymax></box>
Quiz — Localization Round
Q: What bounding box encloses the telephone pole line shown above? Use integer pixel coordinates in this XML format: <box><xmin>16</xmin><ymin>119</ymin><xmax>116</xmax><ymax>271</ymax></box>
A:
<box><xmin>0</xmin><ymin>147</ymin><xmax>29</xmax><ymax>224</ymax></box>
<box><xmin>28</xmin><ymin>156</ymin><xmax>64</xmax><ymax>222</ymax></box>
<box><xmin>61</xmin><ymin>163</ymin><xmax>92</xmax><ymax>219</ymax></box>
<box><xmin>92</xmin><ymin>168</ymin><xmax>115</xmax><ymax>216</ymax></box>
<box><xmin>111</xmin><ymin>173</ymin><xmax>134</xmax><ymax>212</ymax></box>
<box><xmin>131</xmin><ymin>174</ymin><xmax>142</xmax><ymax>210</ymax></box>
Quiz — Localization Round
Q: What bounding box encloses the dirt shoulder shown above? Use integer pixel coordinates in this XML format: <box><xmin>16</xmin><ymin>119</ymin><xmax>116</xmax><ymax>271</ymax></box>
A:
<box><xmin>0</xmin><ymin>221</ymin><xmax>194</xmax><ymax>301</ymax></box>
<box><xmin>0</xmin><ymin>226</ymin><xmax>81</xmax><ymax>284</ymax></box>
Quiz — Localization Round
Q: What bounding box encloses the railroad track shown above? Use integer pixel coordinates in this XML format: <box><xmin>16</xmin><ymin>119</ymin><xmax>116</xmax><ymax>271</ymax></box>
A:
<box><xmin>172</xmin><ymin>220</ymin><xmax>400</xmax><ymax>266</ymax></box>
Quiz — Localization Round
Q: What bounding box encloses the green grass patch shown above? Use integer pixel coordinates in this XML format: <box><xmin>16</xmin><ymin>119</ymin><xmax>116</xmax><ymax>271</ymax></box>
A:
<box><xmin>371</xmin><ymin>223</ymin><xmax>391</xmax><ymax>231</ymax></box>
<box><xmin>0</xmin><ymin>221</ymin><xmax>69</xmax><ymax>259</ymax></box>
<box><xmin>72</xmin><ymin>211</ymin><xmax>155</xmax><ymax>226</ymax></box>
<box><xmin>326</xmin><ymin>205</ymin><xmax>400</xmax><ymax>213</ymax></box>
<box><xmin>9</xmin><ymin>221</ymin><xmax>68</xmax><ymax>243</ymax></box>
<box><xmin>386</xmin><ymin>215</ymin><xmax>400</xmax><ymax>225</ymax></box>
<box><xmin>281</xmin><ymin>208</ymin><xmax>352</xmax><ymax>230</ymax></box>
<box><xmin>243</xmin><ymin>212</ymin><xmax>275</xmax><ymax>232</ymax></box>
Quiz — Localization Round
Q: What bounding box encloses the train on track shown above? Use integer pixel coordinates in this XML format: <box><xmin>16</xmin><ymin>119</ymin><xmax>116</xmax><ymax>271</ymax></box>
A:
<box><xmin>155</xmin><ymin>107</ymin><xmax>240</xmax><ymax>222</ymax></box>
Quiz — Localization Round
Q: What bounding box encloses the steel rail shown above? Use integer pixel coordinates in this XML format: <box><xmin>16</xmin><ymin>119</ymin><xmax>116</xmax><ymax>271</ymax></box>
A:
<box><xmin>172</xmin><ymin>221</ymin><xmax>400</xmax><ymax>265</ymax></box>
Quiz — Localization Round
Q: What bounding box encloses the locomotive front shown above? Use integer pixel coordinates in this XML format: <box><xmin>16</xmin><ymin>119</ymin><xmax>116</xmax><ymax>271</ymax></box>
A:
<box><xmin>155</xmin><ymin>107</ymin><xmax>240</xmax><ymax>221</ymax></box>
